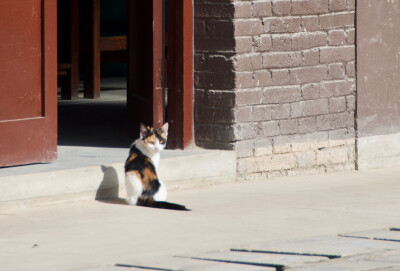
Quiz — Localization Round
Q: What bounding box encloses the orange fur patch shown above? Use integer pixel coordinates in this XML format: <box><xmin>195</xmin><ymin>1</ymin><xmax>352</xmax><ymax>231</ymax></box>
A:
<box><xmin>126</xmin><ymin>153</ymin><xmax>137</xmax><ymax>163</ymax></box>
<box><xmin>141</xmin><ymin>167</ymin><xmax>158</xmax><ymax>190</ymax></box>
<box><xmin>144</xmin><ymin>134</ymin><xmax>156</xmax><ymax>144</ymax></box>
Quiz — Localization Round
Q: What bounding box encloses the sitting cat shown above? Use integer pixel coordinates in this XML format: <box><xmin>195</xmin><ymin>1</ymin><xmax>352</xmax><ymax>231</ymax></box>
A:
<box><xmin>125</xmin><ymin>123</ymin><xmax>189</xmax><ymax>211</ymax></box>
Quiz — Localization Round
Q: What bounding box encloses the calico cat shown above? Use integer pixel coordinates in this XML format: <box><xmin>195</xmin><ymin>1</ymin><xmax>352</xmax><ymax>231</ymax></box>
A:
<box><xmin>124</xmin><ymin>123</ymin><xmax>189</xmax><ymax>211</ymax></box>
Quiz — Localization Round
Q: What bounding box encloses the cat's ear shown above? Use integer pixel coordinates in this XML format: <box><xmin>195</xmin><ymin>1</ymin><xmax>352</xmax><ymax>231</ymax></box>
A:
<box><xmin>139</xmin><ymin>123</ymin><xmax>147</xmax><ymax>138</ymax></box>
<box><xmin>160</xmin><ymin>122</ymin><xmax>169</xmax><ymax>137</ymax></box>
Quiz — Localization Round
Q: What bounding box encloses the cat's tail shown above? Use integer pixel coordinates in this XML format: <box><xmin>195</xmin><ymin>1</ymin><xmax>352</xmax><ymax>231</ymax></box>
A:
<box><xmin>138</xmin><ymin>199</ymin><xmax>190</xmax><ymax>211</ymax></box>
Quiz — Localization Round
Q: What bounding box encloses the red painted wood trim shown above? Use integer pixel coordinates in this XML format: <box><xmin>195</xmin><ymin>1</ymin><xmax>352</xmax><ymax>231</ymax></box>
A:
<box><xmin>167</xmin><ymin>0</ymin><xmax>194</xmax><ymax>149</ymax></box>
<box><xmin>83</xmin><ymin>0</ymin><xmax>100</xmax><ymax>99</ymax></box>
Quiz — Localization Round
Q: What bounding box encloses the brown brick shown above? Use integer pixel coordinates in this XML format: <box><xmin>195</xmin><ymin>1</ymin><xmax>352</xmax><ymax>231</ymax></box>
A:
<box><xmin>328</xmin><ymin>29</ymin><xmax>347</xmax><ymax>46</ymax></box>
<box><xmin>194</xmin><ymin>3</ymin><xmax>234</xmax><ymax>19</ymax></box>
<box><xmin>254</xmin><ymin>70</ymin><xmax>272</xmax><ymax>87</ymax></box>
<box><xmin>301</xmin><ymin>83</ymin><xmax>320</xmax><ymax>100</ymax></box>
<box><xmin>195</xmin><ymin>106</ymin><xmax>234</xmax><ymax>124</ymax></box>
<box><xmin>272</xmin><ymin>104</ymin><xmax>291</xmax><ymax>120</ymax></box>
<box><xmin>252</xmin><ymin>1</ymin><xmax>272</xmax><ymax>17</ymax></box>
<box><xmin>331</xmin><ymin>12</ymin><xmax>354</xmax><ymax>28</ymax></box>
<box><xmin>302</xmin><ymin>49</ymin><xmax>320</xmax><ymax>66</ymax></box>
<box><xmin>347</xmin><ymin>0</ymin><xmax>355</xmax><ymax>10</ymax></box>
<box><xmin>206</xmin><ymin>20</ymin><xmax>234</xmax><ymax>37</ymax></box>
<box><xmin>291</xmin><ymin>0</ymin><xmax>329</xmax><ymax>15</ymax></box>
<box><xmin>233</xmin><ymin>2</ymin><xmax>252</xmax><ymax>18</ymax></box>
<box><xmin>233</xmin><ymin>53</ymin><xmax>263</xmax><ymax>71</ymax></box>
<box><xmin>272</xmin><ymin>34</ymin><xmax>292</xmax><ymax>51</ymax></box>
<box><xmin>262</xmin><ymin>52</ymin><xmax>302</xmax><ymax>69</ymax></box>
<box><xmin>329</xmin><ymin>96</ymin><xmax>347</xmax><ymax>113</ymax></box>
<box><xmin>235</xmin><ymin>72</ymin><xmax>254</xmax><ymax>89</ymax></box>
<box><xmin>205</xmin><ymin>90</ymin><xmax>236</xmax><ymax>107</ymax></box>
<box><xmin>292</xmin><ymin>32</ymin><xmax>327</xmax><ymax>51</ymax></box>
<box><xmin>264</xmin><ymin>17</ymin><xmax>301</xmax><ymax>33</ymax></box>
<box><xmin>328</xmin><ymin>63</ymin><xmax>345</xmax><ymax>80</ymax></box>
<box><xmin>298</xmin><ymin>117</ymin><xmax>318</xmax><ymax>133</ymax></box>
<box><xmin>319</xmin><ymin>80</ymin><xmax>355</xmax><ymax>97</ymax></box>
<box><xmin>260</xmin><ymin>121</ymin><xmax>281</xmax><ymax>137</ymax></box>
<box><xmin>252</xmin><ymin>34</ymin><xmax>272</xmax><ymax>52</ymax></box>
<box><xmin>345</xmin><ymin>61</ymin><xmax>355</xmax><ymax>77</ymax></box>
<box><xmin>316</xmin><ymin>146</ymin><xmax>349</xmax><ymax>165</ymax></box>
<box><xmin>272</xmin><ymin>136</ymin><xmax>293</xmax><ymax>154</ymax></box>
<box><xmin>194</xmin><ymin>19</ymin><xmax>207</xmax><ymax>37</ymax></box>
<box><xmin>234</xmin><ymin>106</ymin><xmax>253</xmax><ymax>122</ymax></box>
<box><xmin>195</xmin><ymin>89</ymin><xmax>206</xmax><ymax>107</ymax></box>
<box><xmin>272</xmin><ymin>0</ymin><xmax>291</xmax><ymax>16</ymax></box>
<box><xmin>264</xmin><ymin>153</ymin><xmax>297</xmax><ymax>171</ymax></box>
<box><xmin>195</xmin><ymin>37</ymin><xmax>235</xmax><ymax>52</ymax></box>
<box><xmin>236</xmin><ymin>123</ymin><xmax>261</xmax><ymax>140</ymax></box>
<box><xmin>195</xmin><ymin>124</ymin><xmax>236</xmax><ymax>142</ymax></box>
<box><xmin>195</xmin><ymin>71</ymin><xmax>234</xmax><ymax>90</ymax></box>
<box><xmin>291</xmin><ymin>99</ymin><xmax>329</xmax><ymax>118</ymax></box>
<box><xmin>296</xmin><ymin>151</ymin><xmax>317</xmax><ymax>168</ymax></box>
<box><xmin>236</xmin><ymin>37</ymin><xmax>254</xmax><ymax>53</ymax></box>
<box><xmin>329</xmin><ymin>0</ymin><xmax>347</xmax><ymax>12</ymax></box>
<box><xmin>319</xmin><ymin>46</ymin><xmax>355</xmax><ymax>63</ymax></box>
<box><xmin>195</xmin><ymin>54</ymin><xmax>233</xmax><ymax>73</ymax></box>
<box><xmin>280</xmin><ymin>119</ymin><xmax>299</xmax><ymax>135</ymax></box>
<box><xmin>263</xmin><ymin>86</ymin><xmax>302</xmax><ymax>104</ymax></box>
<box><xmin>236</xmin><ymin>89</ymin><xmax>263</xmax><ymax>106</ymax></box>
<box><xmin>271</xmin><ymin>69</ymin><xmax>291</xmax><ymax>86</ymax></box>
<box><xmin>235</xmin><ymin>140</ymin><xmax>254</xmax><ymax>158</ymax></box>
<box><xmin>346</xmin><ymin>28</ymin><xmax>355</xmax><ymax>44</ymax></box>
<box><xmin>346</xmin><ymin>95</ymin><xmax>355</xmax><ymax>111</ymax></box>
<box><xmin>254</xmin><ymin>139</ymin><xmax>273</xmax><ymax>156</ymax></box>
<box><xmin>317</xmin><ymin>111</ymin><xmax>354</xmax><ymax>130</ymax></box>
<box><xmin>289</xmin><ymin>66</ymin><xmax>328</xmax><ymax>85</ymax></box>
<box><xmin>235</xmin><ymin>19</ymin><xmax>264</xmax><ymax>36</ymax></box>
<box><xmin>319</xmin><ymin>14</ymin><xmax>332</xmax><ymax>30</ymax></box>
<box><xmin>252</xmin><ymin>105</ymin><xmax>273</xmax><ymax>121</ymax></box>
<box><xmin>319</xmin><ymin>12</ymin><xmax>354</xmax><ymax>30</ymax></box>
<box><xmin>301</xmin><ymin>16</ymin><xmax>321</xmax><ymax>32</ymax></box>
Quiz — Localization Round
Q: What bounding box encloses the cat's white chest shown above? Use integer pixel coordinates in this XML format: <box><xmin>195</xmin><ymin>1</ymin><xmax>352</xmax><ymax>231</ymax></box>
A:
<box><xmin>149</xmin><ymin>153</ymin><xmax>160</xmax><ymax>169</ymax></box>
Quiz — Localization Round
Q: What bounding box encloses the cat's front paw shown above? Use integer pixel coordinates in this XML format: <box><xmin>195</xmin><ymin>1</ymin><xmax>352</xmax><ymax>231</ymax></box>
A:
<box><xmin>126</xmin><ymin>197</ymin><xmax>137</xmax><ymax>205</ymax></box>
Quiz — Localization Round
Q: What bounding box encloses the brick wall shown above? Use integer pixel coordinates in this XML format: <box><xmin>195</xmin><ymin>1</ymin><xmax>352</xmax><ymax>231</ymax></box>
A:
<box><xmin>194</xmin><ymin>0</ymin><xmax>356</xmax><ymax>179</ymax></box>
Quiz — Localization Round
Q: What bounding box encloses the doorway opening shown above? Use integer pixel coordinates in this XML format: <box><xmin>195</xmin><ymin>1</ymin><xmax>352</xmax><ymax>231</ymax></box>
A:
<box><xmin>57</xmin><ymin>0</ymin><xmax>131</xmax><ymax>149</ymax></box>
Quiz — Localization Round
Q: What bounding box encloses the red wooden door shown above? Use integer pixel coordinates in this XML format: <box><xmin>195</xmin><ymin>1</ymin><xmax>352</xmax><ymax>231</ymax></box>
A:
<box><xmin>127</xmin><ymin>0</ymin><xmax>165</xmax><ymax>135</ymax></box>
<box><xmin>0</xmin><ymin>0</ymin><xmax>57</xmax><ymax>167</ymax></box>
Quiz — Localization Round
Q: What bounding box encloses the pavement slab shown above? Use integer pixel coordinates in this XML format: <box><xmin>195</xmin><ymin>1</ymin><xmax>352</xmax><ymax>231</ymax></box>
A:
<box><xmin>178</xmin><ymin>250</ymin><xmax>327</xmax><ymax>270</ymax></box>
<box><xmin>234</xmin><ymin>236</ymin><xmax>400</xmax><ymax>258</ymax></box>
<box><xmin>339</xmin><ymin>229</ymin><xmax>400</xmax><ymax>242</ymax></box>
<box><xmin>288</xmin><ymin>249</ymin><xmax>400</xmax><ymax>271</ymax></box>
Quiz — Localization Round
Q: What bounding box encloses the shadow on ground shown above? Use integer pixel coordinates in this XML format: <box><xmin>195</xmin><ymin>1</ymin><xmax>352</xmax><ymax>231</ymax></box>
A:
<box><xmin>96</xmin><ymin>165</ymin><xmax>127</xmax><ymax>205</ymax></box>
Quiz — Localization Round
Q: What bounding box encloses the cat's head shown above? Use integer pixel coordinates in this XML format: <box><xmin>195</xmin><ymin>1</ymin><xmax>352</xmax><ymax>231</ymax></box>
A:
<box><xmin>139</xmin><ymin>122</ymin><xmax>168</xmax><ymax>153</ymax></box>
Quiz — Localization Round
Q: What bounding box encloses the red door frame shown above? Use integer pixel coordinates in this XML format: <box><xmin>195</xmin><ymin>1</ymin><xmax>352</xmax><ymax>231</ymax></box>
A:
<box><xmin>127</xmin><ymin>0</ymin><xmax>193</xmax><ymax>149</ymax></box>
<box><xmin>0</xmin><ymin>0</ymin><xmax>57</xmax><ymax>167</ymax></box>
<box><xmin>167</xmin><ymin>0</ymin><xmax>194</xmax><ymax>149</ymax></box>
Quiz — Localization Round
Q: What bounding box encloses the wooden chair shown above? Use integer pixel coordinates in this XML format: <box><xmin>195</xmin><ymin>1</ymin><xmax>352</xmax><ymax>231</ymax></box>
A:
<box><xmin>57</xmin><ymin>0</ymin><xmax>79</xmax><ymax>100</ymax></box>
<box><xmin>83</xmin><ymin>0</ymin><xmax>127</xmax><ymax>99</ymax></box>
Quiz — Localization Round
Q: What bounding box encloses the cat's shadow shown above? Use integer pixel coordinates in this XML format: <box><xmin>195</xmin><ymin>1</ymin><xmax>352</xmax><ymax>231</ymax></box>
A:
<box><xmin>96</xmin><ymin>165</ymin><xmax>127</xmax><ymax>205</ymax></box>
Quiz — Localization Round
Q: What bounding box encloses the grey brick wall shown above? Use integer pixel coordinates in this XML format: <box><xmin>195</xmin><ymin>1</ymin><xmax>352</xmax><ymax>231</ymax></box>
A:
<box><xmin>194</xmin><ymin>0</ymin><xmax>356</xmax><ymax>179</ymax></box>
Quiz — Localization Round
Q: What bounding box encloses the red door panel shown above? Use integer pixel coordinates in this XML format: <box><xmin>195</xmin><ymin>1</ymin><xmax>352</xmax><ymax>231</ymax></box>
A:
<box><xmin>0</xmin><ymin>0</ymin><xmax>57</xmax><ymax>167</ymax></box>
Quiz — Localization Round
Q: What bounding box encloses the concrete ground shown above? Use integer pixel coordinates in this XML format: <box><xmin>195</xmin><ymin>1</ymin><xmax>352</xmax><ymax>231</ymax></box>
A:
<box><xmin>1</xmin><ymin>166</ymin><xmax>400</xmax><ymax>271</ymax></box>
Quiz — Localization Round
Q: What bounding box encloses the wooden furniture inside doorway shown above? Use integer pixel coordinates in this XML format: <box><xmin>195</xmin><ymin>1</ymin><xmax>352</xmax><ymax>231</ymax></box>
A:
<box><xmin>59</xmin><ymin>0</ymin><xmax>193</xmax><ymax>149</ymax></box>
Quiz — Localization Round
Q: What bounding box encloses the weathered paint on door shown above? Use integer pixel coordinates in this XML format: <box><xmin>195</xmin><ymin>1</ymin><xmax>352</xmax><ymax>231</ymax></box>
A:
<box><xmin>0</xmin><ymin>0</ymin><xmax>57</xmax><ymax>167</ymax></box>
